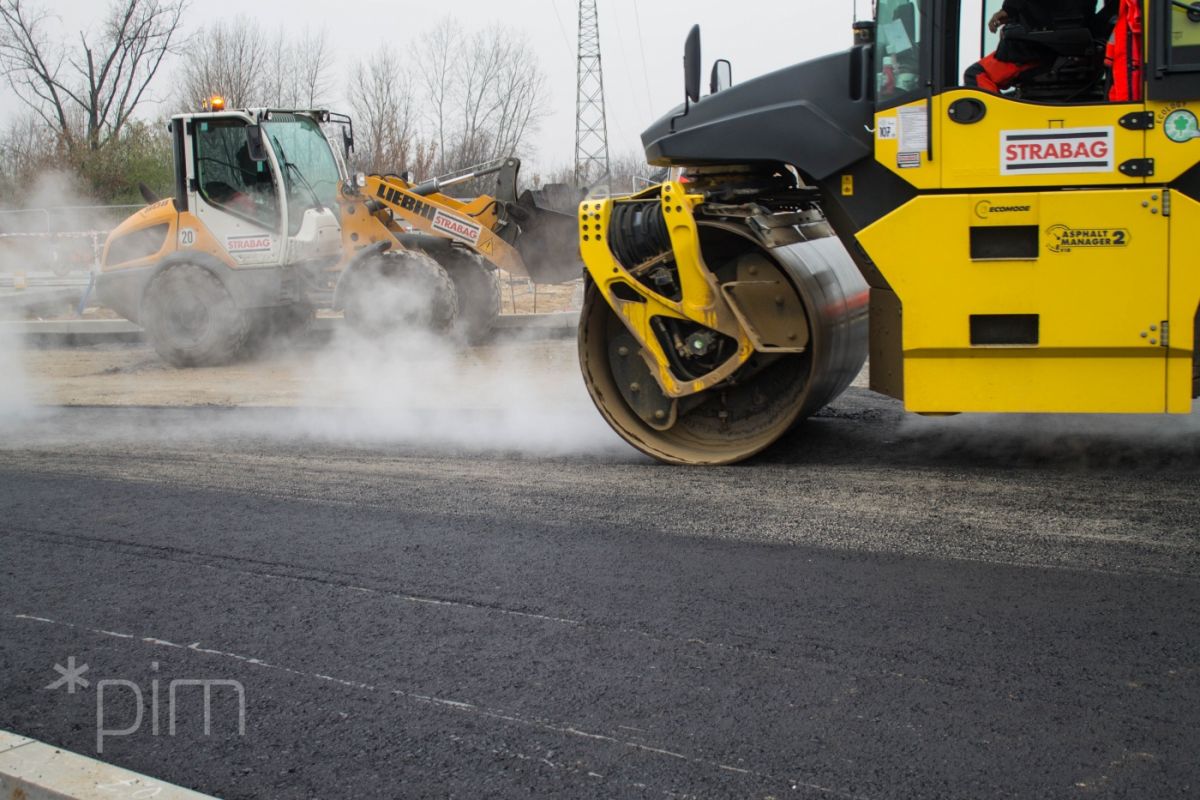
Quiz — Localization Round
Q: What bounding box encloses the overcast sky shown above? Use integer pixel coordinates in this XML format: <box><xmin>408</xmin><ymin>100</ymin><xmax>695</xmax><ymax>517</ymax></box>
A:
<box><xmin>7</xmin><ymin>0</ymin><xmax>862</xmax><ymax>172</ymax></box>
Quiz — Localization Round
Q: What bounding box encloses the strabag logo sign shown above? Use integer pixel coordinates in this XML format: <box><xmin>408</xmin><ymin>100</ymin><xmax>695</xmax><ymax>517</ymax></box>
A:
<box><xmin>226</xmin><ymin>235</ymin><xmax>273</xmax><ymax>254</ymax></box>
<box><xmin>1000</xmin><ymin>127</ymin><xmax>1114</xmax><ymax>175</ymax></box>
<box><xmin>432</xmin><ymin>210</ymin><xmax>482</xmax><ymax>245</ymax></box>
<box><xmin>1045</xmin><ymin>224</ymin><xmax>1129</xmax><ymax>254</ymax></box>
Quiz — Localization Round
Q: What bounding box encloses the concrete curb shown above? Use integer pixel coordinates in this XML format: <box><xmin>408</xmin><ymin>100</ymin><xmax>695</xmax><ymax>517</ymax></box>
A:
<box><xmin>2</xmin><ymin>312</ymin><xmax>580</xmax><ymax>345</ymax></box>
<box><xmin>0</xmin><ymin>731</ymin><xmax>215</xmax><ymax>799</ymax></box>
<box><xmin>0</xmin><ymin>289</ymin><xmax>86</xmax><ymax>314</ymax></box>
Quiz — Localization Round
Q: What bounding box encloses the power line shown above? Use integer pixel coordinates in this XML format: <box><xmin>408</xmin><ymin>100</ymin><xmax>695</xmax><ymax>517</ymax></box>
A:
<box><xmin>550</xmin><ymin>0</ymin><xmax>575</xmax><ymax>59</ymax></box>
<box><xmin>609</xmin><ymin>0</ymin><xmax>649</xmax><ymax>122</ymax></box>
<box><xmin>631</xmin><ymin>0</ymin><xmax>655</xmax><ymax>119</ymax></box>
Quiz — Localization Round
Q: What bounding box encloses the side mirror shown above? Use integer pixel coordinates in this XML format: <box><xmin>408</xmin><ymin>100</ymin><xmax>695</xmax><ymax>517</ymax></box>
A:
<box><xmin>852</xmin><ymin>20</ymin><xmax>876</xmax><ymax>46</ymax></box>
<box><xmin>245</xmin><ymin>125</ymin><xmax>268</xmax><ymax>162</ymax></box>
<box><xmin>342</xmin><ymin>125</ymin><xmax>354</xmax><ymax>159</ymax></box>
<box><xmin>684</xmin><ymin>25</ymin><xmax>702</xmax><ymax>103</ymax></box>
<box><xmin>710</xmin><ymin>59</ymin><xmax>732</xmax><ymax>94</ymax></box>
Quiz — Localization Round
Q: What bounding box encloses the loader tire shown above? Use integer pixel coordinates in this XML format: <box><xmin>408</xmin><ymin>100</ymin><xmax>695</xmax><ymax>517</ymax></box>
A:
<box><xmin>438</xmin><ymin>251</ymin><xmax>501</xmax><ymax>346</ymax></box>
<box><xmin>141</xmin><ymin>264</ymin><xmax>249</xmax><ymax>368</ymax></box>
<box><xmin>243</xmin><ymin>303</ymin><xmax>316</xmax><ymax>356</ymax></box>
<box><xmin>342</xmin><ymin>250</ymin><xmax>457</xmax><ymax>338</ymax></box>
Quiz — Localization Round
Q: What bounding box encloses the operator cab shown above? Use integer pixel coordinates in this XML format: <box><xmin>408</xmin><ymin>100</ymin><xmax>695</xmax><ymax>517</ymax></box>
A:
<box><xmin>872</xmin><ymin>0</ymin><xmax>1200</xmax><ymax>106</ymax></box>
<box><xmin>875</xmin><ymin>0</ymin><xmax>1117</xmax><ymax>106</ymax></box>
<box><xmin>170</xmin><ymin>106</ymin><xmax>350</xmax><ymax>267</ymax></box>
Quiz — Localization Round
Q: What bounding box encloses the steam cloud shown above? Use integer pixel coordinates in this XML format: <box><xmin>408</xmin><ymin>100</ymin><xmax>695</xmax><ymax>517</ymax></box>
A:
<box><xmin>0</xmin><ymin>322</ymin><xmax>32</xmax><ymax>422</ymax></box>
<box><xmin>0</xmin><ymin>169</ymin><xmax>625</xmax><ymax>458</ymax></box>
<box><xmin>289</xmin><ymin>273</ymin><xmax>623</xmax><ymax>456</ymax></box>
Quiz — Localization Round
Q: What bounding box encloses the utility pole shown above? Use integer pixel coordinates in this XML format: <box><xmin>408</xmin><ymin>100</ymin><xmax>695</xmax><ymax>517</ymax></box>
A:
<box><xmin>575</xmin><ymin>0</ymin><xmax>611</xmax><ymax>189</ymax></box>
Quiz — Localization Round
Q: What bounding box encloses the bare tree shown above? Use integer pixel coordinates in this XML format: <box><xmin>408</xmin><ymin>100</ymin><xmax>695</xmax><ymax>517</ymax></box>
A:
<box><xmin>291</xmin><ymin>28</ymin><xmax>332</xmax><ymax>108</ymax></box>
<box><xmin>453</xmin><ymin>29</ymin><xmax>506</xmax><ymax>167</ymax></box>
<box><xmin>259</xmin><ymin>26</ymin><xmax>332</xmax><ymax>108</ymax></box>
<box><xmin>0</xmin><ymin>0</ymin><xmax>187</xmax><ymax>153</ymax></box>
<box><xmin>175</xmin><ymin>20</ymin><xmax>333</xmax><ymax>112</ymax></box>
<box><xmin>175</xmin><ymin>15</ymin><xmax>266</xmax><ymax>110</ymax></box>
<box><xmin>416</xmin><ymin>18</ymin><xmax>455</xmax><ymax>173</ymax></box>
<box><xmin>488</xmin><ymin>41</ymin><xmax>547</xmax><ymax>162</ymax></box>
<box><xmin>349</xmin><ymin>47</ymin><xmax>424</xmax><ymax>175</ymax></box>
<box><xmin>414</xmin><ymin>21</ymin><xmax>550</xmax><ymax>175</ymax></box>
<box><xmin>0</xmin><ymin>112</ymin><xmax>58</xmax><ymax>201</ymax></box>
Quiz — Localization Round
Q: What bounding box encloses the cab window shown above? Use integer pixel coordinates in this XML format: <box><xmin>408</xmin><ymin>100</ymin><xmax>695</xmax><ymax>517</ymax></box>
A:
<box><xmin>1147</xmin><ymin>0</ymin><xmax>1200</xmax><ymax>100</ymax></box>
<box><xmin>1164</xmin><ymin>0</ymin><xmax>1200</xmax><ymax>70</ymax></box>
<box><xmin>261</xmin><ymin>114</ymin><xmax>342</xmax><ymax>236</ymax></box>
<box><xmin>877</xmin><ymin>0</ymin><xmax>925</xmax><ymax>107</ymax></box>
<box><xmin>971</xmin><ymin>0</ymin><xmax>1004</xmax><ymax>72</ymax></box>
<box><xmin>194</xmin><ymin>119</ymin><xmax>279</xmax><ymax>229</ymax></box>
<box><xmin>955</xmin><ymin>0</ymin><xmax>1118</xmax><ymax>102</ymax></box>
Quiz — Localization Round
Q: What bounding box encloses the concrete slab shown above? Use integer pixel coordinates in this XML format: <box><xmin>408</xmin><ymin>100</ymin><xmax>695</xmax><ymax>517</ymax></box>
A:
<box><xmin>0</xmin><ymin>732</ymin><xmax>33</xmax><ymax>755</ymax></box>
<box><xmin>0</xmin><ymin>731</ymin><xmax>215</xmax><ymax>800</ymax></box>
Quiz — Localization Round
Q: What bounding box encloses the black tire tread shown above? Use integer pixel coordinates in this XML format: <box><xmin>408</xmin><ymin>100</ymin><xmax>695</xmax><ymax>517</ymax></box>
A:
<box><xmin>436</xmin><ymin>250</ymin><xmax>501</xmax><ymax>345</ymax></box>
<box><xmin>342</xmin><ymin>249</ymin><xmax>458</xmax><ymax>337</ymax></box>
<box><xmin>141</xmin><ymin>264</ymin><xmax>250</xmax><ymax>368</ymax></box>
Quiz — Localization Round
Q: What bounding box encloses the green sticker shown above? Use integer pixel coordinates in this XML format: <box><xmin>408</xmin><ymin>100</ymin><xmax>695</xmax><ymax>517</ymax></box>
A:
<box><xmin>1165</xmin><ymin>109</ymin><xmax>1200</xmax><ymax>143</ymax></box>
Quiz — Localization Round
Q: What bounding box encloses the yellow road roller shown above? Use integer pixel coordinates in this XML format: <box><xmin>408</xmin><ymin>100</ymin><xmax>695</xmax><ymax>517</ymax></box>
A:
<box><xmin>578</xmin><ymin>0</ymin><xmax>1200</xmax><ymax>464</ymax></box>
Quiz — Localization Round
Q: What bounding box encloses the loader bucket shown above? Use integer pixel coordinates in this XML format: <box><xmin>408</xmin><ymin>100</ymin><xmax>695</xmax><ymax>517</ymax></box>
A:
<box><xmin>508</xmin><ymin>186</ymin><xmax>586</xmax><ymax>285</ymax></box>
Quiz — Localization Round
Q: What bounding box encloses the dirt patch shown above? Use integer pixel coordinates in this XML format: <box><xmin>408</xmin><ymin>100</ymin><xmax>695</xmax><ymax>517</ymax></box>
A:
<box><xmin>20</xmin><ymin>337</ymin><xmax>585</xmax><ymax>409</ymax></box>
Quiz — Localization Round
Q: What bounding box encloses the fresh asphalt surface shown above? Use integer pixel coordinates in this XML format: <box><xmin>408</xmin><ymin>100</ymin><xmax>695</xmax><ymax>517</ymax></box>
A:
<box><xmin>2</xmin><ymin>390</ymin><xmax>1199</xmax><ymax>799</ymax></box>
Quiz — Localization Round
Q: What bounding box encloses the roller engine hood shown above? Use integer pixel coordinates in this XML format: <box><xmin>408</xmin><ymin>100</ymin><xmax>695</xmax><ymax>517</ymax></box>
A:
<box><xmin>641</xmin><ymin>49</ymin><xmax>875</xmax><ymax>182</ymax></box>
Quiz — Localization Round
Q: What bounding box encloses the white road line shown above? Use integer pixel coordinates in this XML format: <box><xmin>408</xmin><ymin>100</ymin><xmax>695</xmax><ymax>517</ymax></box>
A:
<box><xmin>11</xmin><ymin>612</ymin><xmax>868</xmax><ymax>800</ymax></box>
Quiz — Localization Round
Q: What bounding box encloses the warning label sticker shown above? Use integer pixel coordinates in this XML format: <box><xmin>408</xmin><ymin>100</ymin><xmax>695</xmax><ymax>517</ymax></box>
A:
<box><xmin>877</xmin><ymin>116</ymin><xmax>898</xmax><ymax>140</ymax></box>
<box><xmin>432</xmin><ymin>210</ymin><xmax>482</xmax><ymax>245</ymax></box>
<box><xmin>1001</xmin><ymin>127</ymin><xmax>1114</xmax><ymax>175</ymax></box>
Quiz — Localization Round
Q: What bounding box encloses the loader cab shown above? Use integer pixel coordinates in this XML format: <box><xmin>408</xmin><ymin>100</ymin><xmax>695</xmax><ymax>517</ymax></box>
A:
<box><xmin>174</xmin><ymin>109</ymin><xmax>345</xmax><ymax>268</ymax></box>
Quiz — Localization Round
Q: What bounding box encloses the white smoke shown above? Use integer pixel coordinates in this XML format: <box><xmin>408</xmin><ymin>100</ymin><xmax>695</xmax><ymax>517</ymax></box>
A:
<box><xmin>0</xmin><ymin>170</ymin><xmax>106</xmax><ymax>426</ymax></box>
<box><xmin>291</xmin><ymin>320</ymin><xmax>623</xmax><ymax>456</ymax></box>
<box><xmin>0</xmin><ymin>323</ymin><xmax>32</xmax><ymax>421</ymax></box>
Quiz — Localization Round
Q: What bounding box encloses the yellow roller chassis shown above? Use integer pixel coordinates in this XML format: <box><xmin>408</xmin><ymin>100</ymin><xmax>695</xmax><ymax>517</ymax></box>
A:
<box><xmin>858</xmin><ymin>186</ymin><xmax>1199</xmax><ymax>416</ymax></box>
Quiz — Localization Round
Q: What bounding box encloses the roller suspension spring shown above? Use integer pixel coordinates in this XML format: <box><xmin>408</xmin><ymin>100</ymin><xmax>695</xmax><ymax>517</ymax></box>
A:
<box><xmin>608</xmin><ymin>201</ymin><xmax>672</xmax><ymax>271</ymax></box>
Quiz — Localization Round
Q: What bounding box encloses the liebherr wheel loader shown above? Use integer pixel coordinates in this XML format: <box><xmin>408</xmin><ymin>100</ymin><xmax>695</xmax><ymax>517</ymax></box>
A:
<box><xmin>96</xmin><ymin>107</ymin><xmax>580</xmax><ymax>366</ymax></box>
<box><xmin>577</xmin><ymin>0</ymin><xmax>1200</xmax><ymax>465</ymax></box>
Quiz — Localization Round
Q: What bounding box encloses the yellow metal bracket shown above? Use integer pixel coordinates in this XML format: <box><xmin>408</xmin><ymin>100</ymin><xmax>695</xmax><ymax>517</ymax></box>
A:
<box><xmin>579</xmin><ymin>182</ymin><xmax>754</xmax><ymax>398</ymax></box>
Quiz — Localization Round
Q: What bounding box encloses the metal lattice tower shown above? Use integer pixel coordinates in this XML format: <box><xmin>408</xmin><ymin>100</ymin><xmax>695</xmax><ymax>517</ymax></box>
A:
<box><xmin>575</xmin><ymin>0</ymin><xmax>610</xmax><ymax>188</ymax></box>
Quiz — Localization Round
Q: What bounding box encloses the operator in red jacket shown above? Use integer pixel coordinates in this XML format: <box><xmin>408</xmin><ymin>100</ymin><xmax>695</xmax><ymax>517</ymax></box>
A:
<box><xmin>964</xmin><ymin>0</ymin><xmax>1108</xmax><ymax>93</ymax></box>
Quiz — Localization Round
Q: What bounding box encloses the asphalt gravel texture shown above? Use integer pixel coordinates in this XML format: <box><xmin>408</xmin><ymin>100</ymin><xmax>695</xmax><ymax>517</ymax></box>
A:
<box><xmin>1</xmin><ymin>391</ymin><xmax>1199</xmax><ymax>799</ymax></box>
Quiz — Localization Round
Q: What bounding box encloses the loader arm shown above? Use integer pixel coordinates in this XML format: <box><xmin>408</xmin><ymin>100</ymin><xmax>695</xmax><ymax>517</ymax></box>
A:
<box><xmin>354</xmin><ymin>174</ymin><xmax>530</xmax><ymax>276</ymax></box>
